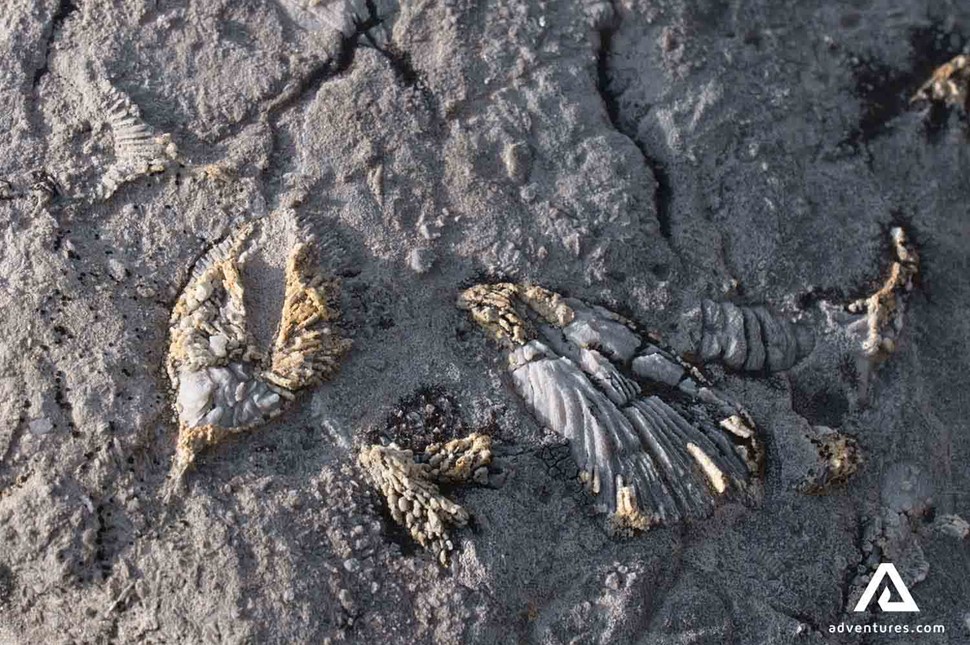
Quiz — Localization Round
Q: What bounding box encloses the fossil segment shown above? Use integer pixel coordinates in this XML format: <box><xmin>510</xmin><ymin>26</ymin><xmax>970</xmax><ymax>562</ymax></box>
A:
<box><xmin>459</xmin><ymin>283</ymin><xmax>762</xmax><ymax>532</ymax></box>
<box><xmin>165</xmin><ymin>224</ymin><xmax>350</xmax><ymax>492</ymax></box>
<box><xmin>459</xmin><ymin>282</ymin><xmax>573</xmax><ymax>347</ymax></box>
<box><xmin>167</xmin><ymin>225</ymin><xmax>255</xmax><ymax>378</ymax></box>
<box><xmin>359</xmin><ymin>433</ymin><xmax>492</xmax><ymax>565</ymax></box>
<box><xmin>798</xmin><ymin>428</ymin><xmax>862</xmax><ymax>495</ymax></box>
<box><xmin>848</xmin><ymin>463</ymin><xmax>934</xmax><ymax>613</ymax></box>
<box><xmin>912</xmin><ymin>54</ymin><xmax>970</xmax><ymax>110</ymax></box>
<box><xmin>424</xmin><ymin>433</ymin><xmax>492</xmax><ymax>485</ymax></box>
<box><xmin>845</xmin><ymin>227</ymin><xmax>919</xmax><ymax>361</ymax></box>
<box><xmin>264</xmin><ymin>243</ymin><xmax>350</xmax><ymax>390</ymax></box>
<box><xmin>276</xmin><ymin>0</ymin><xmax>397</xmax><ymax>46</ymax></box>
<box><xmin>698</xmin><ymin>300</ymin><xmax>814</xmax><ymax>373</ymax></box>
<box><xmin>814</xmin><ymin>227</ymin><xmax>920</xmax><ymax>401</ymax></box>
<box><xmin>95</xmin><ymin>81</ymin><xmax>178</xmax><ymax>199</ymax></box>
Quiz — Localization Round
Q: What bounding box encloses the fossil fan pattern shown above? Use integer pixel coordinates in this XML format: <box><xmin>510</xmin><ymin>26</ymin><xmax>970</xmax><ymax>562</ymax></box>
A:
<box><xmin>95</xmin><ymin>81</ymin><xmax>178</xmax><ymax>199</ymax></box>
<box><xmin>164</xmin><ymin>223</ymin><xmax>351</xmax><ymax>492</ymax></box>
<box><xmin>458</xmin><ymin>283</ymin><xmax>763</xmax><ymax>532</ymax></box>
<box><xmin>359</xmin><ymin>433</ymin><xmax>492</xmax><ymax>565</ymax></box>
<box><xmin>698</xmin><ymin>300</ymin><xmax>814</xmax><ymax>373</ymax></box>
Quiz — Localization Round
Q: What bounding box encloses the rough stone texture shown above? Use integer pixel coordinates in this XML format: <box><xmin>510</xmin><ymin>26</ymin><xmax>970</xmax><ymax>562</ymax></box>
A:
<box><xmin>0</xmin><ymin>0</ymin><xmax>969</xmax><ymax>643</ymax></box>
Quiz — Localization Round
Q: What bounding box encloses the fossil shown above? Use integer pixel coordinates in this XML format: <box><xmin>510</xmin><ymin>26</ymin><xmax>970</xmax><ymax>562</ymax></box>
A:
<box><xmin>912</xmin><ymin>54</ymin><xmax>970</xmax><ymax>110</ymax></box>
<box><xmin>830</xmin><ymin>227</ymin><xmax>919</xmax><ymax>398</ymax></box>
<box><xmin>276</xmin><ymin>0</ymin><xmax>397</xmax><ymax>47</ymax></box>
<box><xmin>94</xmin><ymin>80</ymin><xmax>178</xmax><ymax>200</ymax></box>
<box><xmin>798</xmin><ymin>427</ymin><xmax>862</xmax><ymax>495</ymax></box>
<box><xmin>697</xmin><ymin>300</ymin><xmax>814</xmax><ymax>373</ymax></box>
<box><xmin>845</xmin><ymin>227</ymin><xmax>919</xmax><ymax>359</ymax></box>
<box><xmin>164</xmin><ymin>223</ymin><xmax>350</xmax><ymax>493</ymax></box>
<box><xmin>359</xmin><ymin>433</ymin><xmax>492</xmax><ymax>565</ymax></box>
<box><xmin>458</xmin><ymin>283</ymin><xmax>763</xmax><ymax>532</ymax></box>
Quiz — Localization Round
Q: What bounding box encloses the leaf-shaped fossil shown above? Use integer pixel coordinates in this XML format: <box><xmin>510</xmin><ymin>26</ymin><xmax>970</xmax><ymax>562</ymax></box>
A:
<box><xmin>912</xmin><ymin>54</ymin><xmax>970</xmax><ymax>110</ymax></box>
<box><xmin>95</xmin><ymin>81</ymin><xmax>178</xmax><ymax>199</ymax></box>
<box><xmin>697</xmin><ymin>300</ymin><xmax>814</xmax><ymax>373</ymax></box>
<box><xmin>165</xmin><ymin>223</ymin><xmax>351</xmax><ymax>493</ymax></box>
<box><xmin>458</xmin><ymin>283</ymin><xmax>763</xmax><ymax>532</ymax></box>
<box><xmin>359</xmin><ymin>433</ymin><xmax>492</xmax><ymax>565</ymax></box>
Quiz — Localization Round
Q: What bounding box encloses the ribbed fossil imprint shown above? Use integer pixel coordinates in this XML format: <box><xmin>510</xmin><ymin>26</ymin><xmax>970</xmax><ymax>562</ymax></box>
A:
<box><xmin>458</xmin><ymin>283</ymin><xmax>763</xmax><ymax>532</ymax></box>
<box><xmin>697</xmin><ymin>300</ymin><xmax>814</xmax><ymax>373</ymax></box>
<box><xmin>164</xmin><ymin>223</ymin><xmax>351</xmax><ymax>494</ymax></box>
<box><xmin>94</xmin><ymin>80</ymin><xmax>178</xmax><ymax>200</ymax></box>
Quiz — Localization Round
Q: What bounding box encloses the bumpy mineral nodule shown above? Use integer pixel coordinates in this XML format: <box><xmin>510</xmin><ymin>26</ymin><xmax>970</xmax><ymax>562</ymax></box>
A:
<box><xmin>798</xmin><ymin>429</ymin><xmax>863</xmax><ymax>495</ymax></box>
<box><xmin>359</xmin><ymin>433</ymin><xmax>492</xmax><ymax>565</ymax></box>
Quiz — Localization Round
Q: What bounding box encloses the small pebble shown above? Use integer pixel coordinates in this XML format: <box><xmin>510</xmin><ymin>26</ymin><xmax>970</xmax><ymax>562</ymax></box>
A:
<box><xmin>107</xmin><ymin>258</ymin><xmax>128</xmax><ymax>282</ymax></box>
<box><xmin>935</xmin><ymin>514</ymin><xmax>969</xmax><ymax>540</ymax></box>
<box><xmin>501</xmin><ymin>141</ymin><xmax>532</xmax><ymax>184</ymax></box>
<box><xmin>343</xmin><ymin>558</ymin><xmax>360</xmax><ymax>573</ymax></box>
<box><xmin>605</xmin><ymin>572</ymin><xmax>622</xmax><ymax>590</ymax></box>
<box><xmin>338</xmin><ymin>589</ymin><xmax>356</xmax><ymax>613</ymax></box>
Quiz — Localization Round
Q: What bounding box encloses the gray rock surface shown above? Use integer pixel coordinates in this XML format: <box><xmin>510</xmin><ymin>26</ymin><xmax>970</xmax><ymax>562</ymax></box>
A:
<box><xmin>1</xmin><ymin>0</ymin><xmax>969</xmax><ymax>643</ymax></box>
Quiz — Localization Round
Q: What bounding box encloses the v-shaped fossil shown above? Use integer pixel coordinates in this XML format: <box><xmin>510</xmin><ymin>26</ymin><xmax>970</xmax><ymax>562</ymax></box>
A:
<box><xmin>164</xmin><ymin>223</ymin><xmax>351</xmax><ymax>494</ymax></box>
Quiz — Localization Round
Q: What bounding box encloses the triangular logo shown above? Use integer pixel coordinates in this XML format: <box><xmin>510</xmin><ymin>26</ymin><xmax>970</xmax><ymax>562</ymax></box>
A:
<box><xmin>853</xmin><ymin>563</ymin><xmax>920</xmax><ymax>613</ymax></box>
